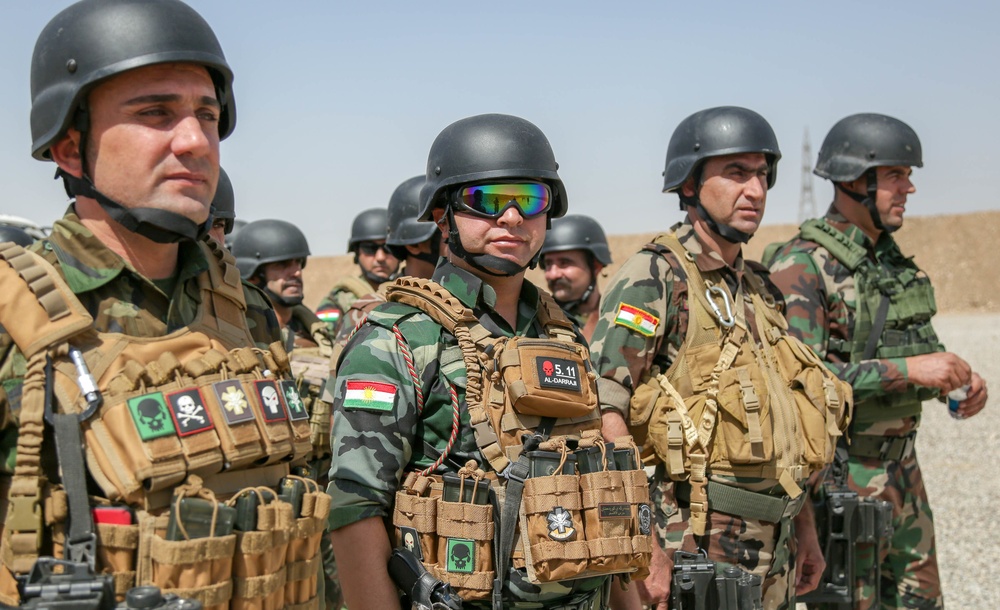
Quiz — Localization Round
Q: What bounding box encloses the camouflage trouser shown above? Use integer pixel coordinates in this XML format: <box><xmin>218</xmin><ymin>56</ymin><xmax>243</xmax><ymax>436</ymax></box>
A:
<box><xmin>813</xmin><ymin>419</ymin><xmax>943</xmax><ymax>610</ymax></box>
<box><xmin>653</xmin><ymin>480</ymin><xmax>797</xmax><ymax>610</ymax></box>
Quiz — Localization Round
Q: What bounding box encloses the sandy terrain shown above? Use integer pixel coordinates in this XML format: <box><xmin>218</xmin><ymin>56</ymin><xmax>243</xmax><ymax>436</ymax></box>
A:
<box><xmin>303</xmin><ymin>211</ymin><xmax>1000</xmax><ymax>314</ymax></box>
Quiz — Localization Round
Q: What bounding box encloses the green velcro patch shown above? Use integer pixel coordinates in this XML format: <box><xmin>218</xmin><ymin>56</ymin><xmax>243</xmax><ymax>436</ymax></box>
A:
<box><xmin>127</xmin><ymin>392</ymin><xmax>176</xmax><ymax>440</ymax></box>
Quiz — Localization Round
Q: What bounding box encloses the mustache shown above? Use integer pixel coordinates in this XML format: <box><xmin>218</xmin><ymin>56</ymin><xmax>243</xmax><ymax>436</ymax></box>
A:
<box><xmin>548</xmin><ymin>278</ymin><xmax>573</xmax><ymax>290</ymax></box>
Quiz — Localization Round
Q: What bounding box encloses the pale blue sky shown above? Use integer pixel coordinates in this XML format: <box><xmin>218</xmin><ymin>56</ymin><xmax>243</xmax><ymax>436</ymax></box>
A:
<box><xmin>2</xmin><ymin>1</ymin><xmax>997</xmax><ymax>255</ymax></box>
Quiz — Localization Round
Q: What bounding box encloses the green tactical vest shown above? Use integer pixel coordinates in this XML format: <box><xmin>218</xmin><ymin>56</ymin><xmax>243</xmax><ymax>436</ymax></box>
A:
<box><xmin>798</xmin><ymin>219</ymin><xmax>943</xmax><ymax>423</ymax></box>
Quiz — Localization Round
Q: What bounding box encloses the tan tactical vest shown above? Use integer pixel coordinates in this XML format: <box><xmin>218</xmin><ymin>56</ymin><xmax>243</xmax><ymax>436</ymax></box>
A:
<box><xmin>286</xmin><ymin>308</ymin><xmax>335</xmax><ymax>473</ymax></box>
<box><xmin>0</xmin><ymin>241</ymin><xmax>325</xmax><ymax>610</ymax></box>
<box><xmin>385</xmin><ymin>277</ymin><xmax>652</xmax><ymax>601</ymax></box>
<box><xmin>628</xmin><ymin>234</ymin><xmax>851</xmax><ymax>535</ymax></box>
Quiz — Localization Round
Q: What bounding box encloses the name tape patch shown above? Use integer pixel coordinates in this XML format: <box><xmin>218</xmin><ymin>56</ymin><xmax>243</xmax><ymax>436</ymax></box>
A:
<box><xmin>536</xmin><ymin>357</ymin><xmax>582</xmax><ymax>392</ymax></box>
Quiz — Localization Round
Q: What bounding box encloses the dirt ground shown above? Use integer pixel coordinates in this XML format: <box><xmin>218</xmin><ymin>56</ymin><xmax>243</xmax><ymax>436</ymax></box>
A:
<box><xmin>303</xmin><ymin>211</ymin><xmax>1000</xmax><ymax>313</ymax></box>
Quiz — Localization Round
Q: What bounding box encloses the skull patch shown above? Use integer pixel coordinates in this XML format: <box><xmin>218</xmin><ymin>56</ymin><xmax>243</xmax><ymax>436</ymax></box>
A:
<box><xmin>127</xmin><ymin>393</ymin><xmax>176</xmax><ymax>441</ymax></box>
<box><xmin>166</xmin><ymin>388</ymin><xmax>214</xmax><ymax>436</ymax></box>
<box><xmin>254</xmin><ymin>380</ymin><xmax>288</xmax><ymax>422</ymax></box>
<box><xmin>446</xmin><ymin>538</ymin><xmax>474</xmax><ymax>573</ymax></box>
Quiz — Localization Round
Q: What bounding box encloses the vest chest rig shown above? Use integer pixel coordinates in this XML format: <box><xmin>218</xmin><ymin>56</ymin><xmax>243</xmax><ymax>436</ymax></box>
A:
<box><xmin>799</xmin><ymin>219</ymin><xmax>942</xmax><ymax>422</ymax></box>
<box><xmin>0</xmin><ymin>241</ymin><xmax>326</xmax><ymax>610</ymax></box>
<box><xmin>628</xmin><ymin>233</ymin><xmax>852</xmax><ymax>535</ymax></box>
<box><xmin>382</xmin><ymin>277</ymin><xmax>652</xmax><ymax>605</ymax></box>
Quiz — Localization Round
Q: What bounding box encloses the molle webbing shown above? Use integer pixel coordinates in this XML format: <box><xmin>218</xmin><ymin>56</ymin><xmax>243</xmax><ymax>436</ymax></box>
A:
<box><xmin>799</xmin><ymin>219</ymin><xmax>869</xmax><ymax>272</ymax></box>
<box><xmin>385</xmin><ymin>276</ymin><xmax>590</xmax><ymax>475</ymax></box>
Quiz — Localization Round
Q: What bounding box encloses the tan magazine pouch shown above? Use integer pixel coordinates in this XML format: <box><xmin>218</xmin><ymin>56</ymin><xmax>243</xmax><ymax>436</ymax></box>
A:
<box><xmin>228</xmin><ymin>488</ymin><xmax>293</xmax><ymax>610</ymax></box>
<box><xmin>144</xmin><ymin>484</ymin><xmax>236</xmax><ymax>610</ymax></box>
<box><xmin>520</xmin><ymin>442</ymin><xmax>587</xmax><ymax>581</ymax></box>
<box><xmin>283</xmin><ymin>476</ymin><xmax>329</xmax><ymax>609</ymax></box>
<box><xmin>393</xmin><ymin>473</ymin><xmax>440</xmax><ymax>566</ymax></box>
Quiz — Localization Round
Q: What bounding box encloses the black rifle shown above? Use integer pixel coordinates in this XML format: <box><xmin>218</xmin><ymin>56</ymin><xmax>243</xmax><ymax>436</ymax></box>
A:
<box><xmin>388</xmin><ymin>548</ymin><xmax>462</xmax><ymax>610</ymax></box>
<box><xmin>15</xmin><ymin>557</ymin><xmax>201</xmax><ymax>610</ymax></box>
<box><xmin>670</xmin><ymin>550</ymin><xmax>762</xmax><ymax>610</ymax></box>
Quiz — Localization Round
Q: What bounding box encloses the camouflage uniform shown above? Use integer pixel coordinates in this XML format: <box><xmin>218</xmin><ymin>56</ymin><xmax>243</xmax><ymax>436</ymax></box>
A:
<box><xmin>327</xmin><ymin>261</ymin><xmax>607</xmax><ymax>608</ymax></box>
<box><xmin>316</xmin><ymin>275</ymin><xmax>374</xmax><ymax>336</ymax></box>
<box><xmin>767</xmin><ymin>207</ymin><xmax>944</xmax><ymax>609</ymax></box>
<box><xmin>589</xmin><ymin>221</ymin><xmax>804</xmax><ymax>610</ymax></box>
<box><xmin>0</xmin><ymin>208</ymin><xmax>281</xmax><ymax>466</ymax></box>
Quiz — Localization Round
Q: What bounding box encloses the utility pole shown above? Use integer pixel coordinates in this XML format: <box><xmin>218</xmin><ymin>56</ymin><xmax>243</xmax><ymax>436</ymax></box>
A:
<box><xmin>799</xmin><ymin>127</ymin><xmax>817</xmax><ymax>223</ymax></box>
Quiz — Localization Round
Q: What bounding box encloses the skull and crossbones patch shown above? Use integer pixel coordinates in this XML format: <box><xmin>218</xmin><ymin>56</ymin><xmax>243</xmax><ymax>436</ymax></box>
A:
<box><xmin>254</xmin><ymin>380</ymin><xmax>288</xmax><ymax>422</ymax></box>
<box><xmin>127</xmin><ymin>392</ymin><xmax>176</xmax><ymax>441</ymax></box>
<box><xmin>166</xmin><ymin>388</ymin><xmax>214</xmax><ymax>436</ymax></box>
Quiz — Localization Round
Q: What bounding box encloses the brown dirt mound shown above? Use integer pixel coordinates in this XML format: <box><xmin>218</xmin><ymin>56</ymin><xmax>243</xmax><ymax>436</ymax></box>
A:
<box><xmin>303</xmin><ymin>211</ymin><xmax>1000</xmax><ymax>313</ymax></box>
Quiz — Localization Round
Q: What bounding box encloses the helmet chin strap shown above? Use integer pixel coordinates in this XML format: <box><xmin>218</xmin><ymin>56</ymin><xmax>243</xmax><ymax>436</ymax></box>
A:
<box><xmin>444</xmin><ymin>204</ymin><xmax>539</xmax><ymax>277</ymax></box>
<box><xmin>58</xmin><ymin>109</ymin><xmax>209</xmax><ymax>243</ymax></box>
<box><xmin>680</xmin><ymin>194</ymin><xmax>753</xmax><ymax>244</ymax></box>
<box><xmin>412</xmin><ymin>229</ymin><xmax>442</xmax><ymax>265</ymax></box>
<box><xmin>836</xmin><ymin>170</ymin><xmax>896</xmax><ymax>234</ymax></box>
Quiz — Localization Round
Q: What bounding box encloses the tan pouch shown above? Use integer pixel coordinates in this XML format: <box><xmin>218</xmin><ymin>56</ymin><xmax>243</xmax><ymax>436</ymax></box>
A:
<box><xmin>144</xmin><ymin>490</ymin><xmax>237</xmax><ymax>610</ymax></box>
<box><xmin>614</xmin><ymin>437</ymin><xmax>653</xmax><ymax>580</ymax></box>
<box><xmin>433</xmin><ymin>467</ymin><xmax>494</xmax><ymax>601</ymax></box>
<box><xmin>774</xmin><ymin>336</ymin><xmax>849</xmax><ymax>466</ymax></box>
<box><xmin>229</xmin><ymin>487</ymin><xmax>293</xmax><ymax>610</ymax></box>
<box><xmin>283</xmin><ymin>477</ymin><xmax>329</xmax><ymax>609</ymax></box>
<box><xmin>96</xmin><ymin>520</ymin><xmax>140</xmax><ymax>600</ymax></box>
<box><xmin>716</xmin><ymin>363</ymin><xmax>774</xmax><ymax>465</ymax></box>
<box><xmin>520</xmin><ymin>445</ymin><xmax>588</xmax><ymax>582</ymax></box>
<box><xmin>393</xmin><ymin>473</ymin><xmax>440</xmax><ymax>566</ymax></box>
<box><xmin>578</xmin><ymin>441</ymin><xmax>633</xmax><ymax>575</ymax></box>
<box><xmin>499</xmin><ymin>337</ymin><xmax>597</xmax><ymax>419</ymax></box>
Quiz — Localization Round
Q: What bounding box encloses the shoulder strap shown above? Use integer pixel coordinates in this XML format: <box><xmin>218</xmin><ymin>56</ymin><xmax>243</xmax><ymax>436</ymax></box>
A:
<box><xmin>0</xmin><ymin>243</ymin><xmax>92</xmax><ymax>358</ymax></box>
<box><xmin>385</xmin><ymin>277</ymin><xmax>479</xmax><ymax>333</ymax></box>
<box><xmin>333</xmin><ymin>275</ymin><xmax>375</xmax><ymax>299</ymax></box>
<box><xmin>799</xmin><ymin>218</ymin><xmax>868</xmax><ymax>272</ymax></box>
<box><xmin>198</xmin><ymin>239</ymin><xmax>254</xmax><ymax>347</ymax></box>
<box><xmin>534</xmin><ymin>289</ymin><xmax>578</xmax><ymax>343</ymax></box>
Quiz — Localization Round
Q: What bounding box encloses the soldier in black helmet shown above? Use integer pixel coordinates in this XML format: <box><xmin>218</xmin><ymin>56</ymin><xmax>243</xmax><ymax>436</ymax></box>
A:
<box><xmin>208</xmin><ymin>167</ymin><xmax>236</xmax><ymax>245</ymax></box>
<box><xmin>767</xmin><ymin>114</ymin><xmax>987</xmax><ymax>610</ymax></box>
<box><xmin>328</xmin><ymin>113</ymin><xmax>651</xmax><ymax>609</ymax></box>
<box><xmin>0</xmin><ymin>1</ymin><xmax>327</xmax><ymax>607</ymax></box>
<box><xmin>330</xmin><ymin>175</ymin><xmax>443</xmax><ymax>349</ymax></box>
<box><xmin>317</xmin><ymin>208</ymin><xmax>400</xmax><ymax>334</ymax></box>
<box><xmin>590</xmin><ymin>107</ymin><xmax>850</xmax><ymax>608</ymax></box>
<box><xmin>540</xmin><ymin>214</ymin><xmax>612</xmax><ymax>341</ymax></box>
<box><xmin>0</xmin><ymin>225</ymin><xmax>36</xmax><ymax>249</ymax></box>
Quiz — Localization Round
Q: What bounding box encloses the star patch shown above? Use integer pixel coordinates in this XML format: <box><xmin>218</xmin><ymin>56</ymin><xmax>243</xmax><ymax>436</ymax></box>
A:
<box><xmin>213</xmin><ymin>380</ymin><xmax>255</xmax><ymax>425</ymax></box>
<box><xmin>255</xmin><ymin>380</ymin><xmax>288</xmax><ymax>422</ymax></box>
<box><xmin>127</xmin><ymin>392</ymin><xmax>176</xmax><ymax>441</ymax></box>
<box><xmin>614</xmin><ymin>303</ymin><xmax>660</xmax><ymax>337</ymax></box>
<box><xmin>547</xmin><ymin>506</ymin><xmax>577</xmax><ymax>541</ymax></box>
<box><xmin>281</xmin><ymin>381</ymin><xmax>309</xmax><ymax>421</ymax></box>
<box><xmin>166</xmin><ymin>388</ymin><xmax>214</xmax><ymax>437</ymax></box>
<box><xmin>445</xmin><ymin>538</ymin><xmax>475</xmax><ymax>573</ymax></box>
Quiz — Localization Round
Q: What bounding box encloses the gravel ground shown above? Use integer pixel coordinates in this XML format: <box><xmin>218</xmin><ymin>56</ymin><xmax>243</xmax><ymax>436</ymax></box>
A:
<box><xmin>797</xmin><ymin>312</ymin><xmax>1000</xmax><ymax>609</ymax></box>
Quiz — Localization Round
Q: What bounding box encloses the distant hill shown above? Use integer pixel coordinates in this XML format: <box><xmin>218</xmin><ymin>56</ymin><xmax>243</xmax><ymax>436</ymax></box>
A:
<box><xmin>303</xmin><ymin>211</ymin><xmax>1000</xmax><ymax>313</ymax></box>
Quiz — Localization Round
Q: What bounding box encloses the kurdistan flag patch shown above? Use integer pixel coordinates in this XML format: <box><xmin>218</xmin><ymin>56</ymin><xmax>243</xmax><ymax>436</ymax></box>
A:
<box><xmin>316</xmin><ymin>307</ymin><xmax>341</xmax><ymax>324</ymax></box>
<box><xmin>615</xmin><ymin>303</ymin><xmax>660</xmax><ymax>337</ymax></box>
<box><xmin>343</xmin><ymin>380</ymin><xmax>397</xmax><ymax>411</ymax></box>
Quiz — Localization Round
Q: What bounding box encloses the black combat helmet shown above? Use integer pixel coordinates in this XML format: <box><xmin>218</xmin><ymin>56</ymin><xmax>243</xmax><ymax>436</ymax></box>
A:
<box><xmin>30</xmin><ymin>0</ymin><xmax>235</xmax><ymax>243</ymax></box>
<box><xmin>662</xmin><ymin>106</ymin><xmax>781</xmax><ymax>244</ymax></box>
<box><xmin>232</xmin><ymin>219</ymin><xmax>310</xmax><ymax>281</ymax></box>
<box><xmin>814</xmin><ymin>113</ymin><xmax>922</xmax><ymax>234</ymax></box>
<box><xmin>539</xmin><ymin>215</ymin><xmax>612</xmax><ymax>266</ymax></box>
<box><xmin>419</xmin><ymin>113</ymin><xmax>567</xmax><ymax>276</ymax></box>
<box><xmin>386</xmin><ymin>176</ymin><xmax>439</xmax><ymax>262</ymax></box>
<box><xmin>212</xmin><ymin>168</ymin><xmax>236</xmax><ymax>235</ymax></box>
<box><xmin>347</xmin><ymin>208</ymin><xmax>389</xmax><ymax>253</ymax></box>
<box><xmin>0</xmin><ymin>225</ymin><xmax>36</xmax><ymax>248</ymax></box>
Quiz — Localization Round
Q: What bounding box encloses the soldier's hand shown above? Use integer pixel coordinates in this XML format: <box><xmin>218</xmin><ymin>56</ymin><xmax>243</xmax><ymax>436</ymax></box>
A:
<box><xmin>904</xmin><ymin>352</ymin><xmax>971</xmax><ymax>393</ymax></box>
<box><xmin>956</xmin><ymin>372</ymin><xmax>988</xmax><ymax>419</ymax></box>
<box><xmin>634</xmin><ymin>535</ymin><xmax>672</xmax><ymax>609</ymax></box>
<box><xmin>793</xmin><ymin>503</ymin><xmax>826</xmax><ymax>595</ymax></box>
